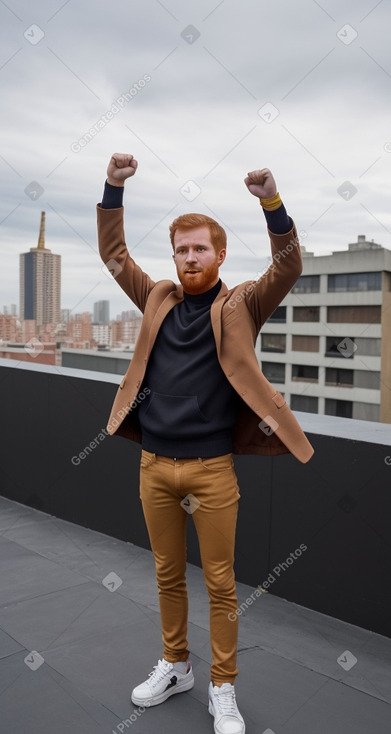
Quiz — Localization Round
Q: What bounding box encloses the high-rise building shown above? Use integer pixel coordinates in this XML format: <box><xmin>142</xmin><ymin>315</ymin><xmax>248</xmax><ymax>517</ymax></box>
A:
<box><xmin>116</xmin><ymin>309</ymin><xmax>138</xmax><ymax>321</ymax></box>
<box><xmin>0</xmin><ymin>315</ymin><xmax>21</xmax><ymax>342</ymax></box>
<box><xmin>110</xmin><ymin>318</ymin><xmax>142</xmax><ymax>349</ymax></box>
<box><xmin>2</xmin><ymin>305</ymin><xmax>17</xmax><ymax>316</ymax></box>
<box><xmin>259</xmin><ymin>235</ymin><xmax>391</xmax><ymax>423</ymax></box>
<box><xmin>93</xmin><ymin>300</ymin><xmax>110</xmax><ymax>324</ymax></box>
<box><xmin>19</xmin><ymin>212</ymin><xmax>61</xmax><ymax>326</ymax></box>
<box><xmin>92</xmin><ymin>323</ymin><xmax>110</xmax><ymax>345</ymax></box>
<box><xmin>66</xmin><ymin>312</ymin><xmax>92</xmax><ymax>347</ymax></box>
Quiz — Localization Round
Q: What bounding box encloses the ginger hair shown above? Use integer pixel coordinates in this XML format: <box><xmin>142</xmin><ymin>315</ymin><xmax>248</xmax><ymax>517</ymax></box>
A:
<box><xmin>169</xmin><ymin>213</ymin><xmax>226</xmax><ymax>254</ymax></box>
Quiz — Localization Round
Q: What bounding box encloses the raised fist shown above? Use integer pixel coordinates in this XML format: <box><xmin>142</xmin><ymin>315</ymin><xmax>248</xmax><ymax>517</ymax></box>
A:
<box><xmin>107</xmin><ymin>153</ymin><xmax>138</xmax><ymax>186</ymax></box>
<box><xmin>244</xmin><ymin>168</ymin><xmax>277</xmax><ymax>200</ymax></box>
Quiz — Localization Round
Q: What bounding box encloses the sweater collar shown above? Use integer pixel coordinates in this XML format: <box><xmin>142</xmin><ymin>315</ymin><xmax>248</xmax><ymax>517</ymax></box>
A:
<box><xmin>183</xmin><ymin>278</ymin><xmax>222</xmax><ymax>304</ymax></box>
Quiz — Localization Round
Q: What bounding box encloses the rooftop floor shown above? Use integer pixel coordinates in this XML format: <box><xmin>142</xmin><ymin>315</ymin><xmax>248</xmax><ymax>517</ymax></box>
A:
<box><xmin>1</xmin><ymin>495</ymin><xmax>390</xmax><ymax>734</ymax></box>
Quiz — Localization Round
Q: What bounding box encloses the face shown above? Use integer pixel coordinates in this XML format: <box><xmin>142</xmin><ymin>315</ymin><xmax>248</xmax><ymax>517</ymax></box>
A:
<box><xmin>172</xmin><ymin>226</ymin><xmax>226</xmax><ymax>295</ymax></box>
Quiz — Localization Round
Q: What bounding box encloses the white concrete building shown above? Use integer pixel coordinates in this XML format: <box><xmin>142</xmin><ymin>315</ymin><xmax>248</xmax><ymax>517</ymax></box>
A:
<box><xmin>259</xmin><ymin>235</ymin><xmax>391</xmax><ymax>423</ymax></box>
<box><xmin>91</xmin><ymin>323</ymin><xmax>109</xmax><ymax>346</ymax></box>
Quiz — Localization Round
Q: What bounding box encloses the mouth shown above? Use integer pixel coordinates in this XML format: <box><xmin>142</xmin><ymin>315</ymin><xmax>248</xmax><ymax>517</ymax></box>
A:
<box><xmin>185</xmin><ymin>270</ymin><xmax>201</xmax><ymax>274</ymax></box>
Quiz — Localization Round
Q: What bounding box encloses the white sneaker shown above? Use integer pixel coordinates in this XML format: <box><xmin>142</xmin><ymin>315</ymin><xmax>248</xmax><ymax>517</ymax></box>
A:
<box><xmin>208</xmin><ymin>682</ymin><xmax>245</xmax><ymax>734</ymax></box>
<box><xmin>130</xmin><ymin>658</ymin><xmax>194</xmax><ymax>707</ymax></box>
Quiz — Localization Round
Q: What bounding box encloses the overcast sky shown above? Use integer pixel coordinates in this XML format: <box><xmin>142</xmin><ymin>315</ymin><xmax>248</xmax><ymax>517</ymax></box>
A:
<box><xmin>1</xmin><ymin>0</ymin><xmax>390</xmax><ymax>320</ymax></box>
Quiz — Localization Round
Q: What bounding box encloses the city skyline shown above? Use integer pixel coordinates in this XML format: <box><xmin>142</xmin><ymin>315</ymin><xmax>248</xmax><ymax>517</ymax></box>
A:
<box><xmin>2</xmin><ymin>217</ymin><xmax>391</xmax><ymax>425</ymax></box>
<box><xmin>3</xmin><ymin>208</ymin><xmax>391</xmax><ymax>323</ymax></box>
<box><xmin>1</xmin><ymin>209</ymin><xmax>143</xmax><ymax>321</ymax></box>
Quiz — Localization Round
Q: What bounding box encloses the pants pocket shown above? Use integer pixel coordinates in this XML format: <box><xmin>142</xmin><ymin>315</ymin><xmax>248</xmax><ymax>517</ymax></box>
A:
<box><xmin>140</xmin><ymin>449</ymin><xmax>156</xmax><ymax>469</ymax></box>
<box><xmin>200</xmin><ymin>454</ymin><xmax>234</xmax><ymax>472</ymax></box>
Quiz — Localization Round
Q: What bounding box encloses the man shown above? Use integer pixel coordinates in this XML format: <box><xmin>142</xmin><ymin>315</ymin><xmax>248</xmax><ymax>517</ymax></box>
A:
<box><xmin>97</xmin><ymin>153</ymin><xmax>314</xmax><ymax>734</ymax></box>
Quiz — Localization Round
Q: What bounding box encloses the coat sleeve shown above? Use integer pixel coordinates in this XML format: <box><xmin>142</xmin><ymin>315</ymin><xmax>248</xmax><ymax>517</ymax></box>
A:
<box><xmin>243</xmin><ymin>220</ymin><xmax>303</xmax><ymax>331</ymax></box>
<box><xmin>96</xmin><ymin>205</ymin><xmax>155</xmax><ymax>314</ymax></box>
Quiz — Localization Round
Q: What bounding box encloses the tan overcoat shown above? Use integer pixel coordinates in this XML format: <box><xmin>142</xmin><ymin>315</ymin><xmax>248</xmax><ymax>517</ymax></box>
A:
<box><xmin>97</xmin><ymin>205</ymin><xmax>314</xmax><ymax>463</ymax></box>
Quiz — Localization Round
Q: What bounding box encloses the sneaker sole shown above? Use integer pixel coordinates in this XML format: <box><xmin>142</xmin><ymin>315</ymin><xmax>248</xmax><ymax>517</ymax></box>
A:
<box><xmin>208</xmin><ymin>698</ymin><xmax>246</xmax><ymax>733</ymax></box>
<box><xmin>131</xmin><ymin>672</ymin><xmax>194</xmax><ymax>707</ymax></box>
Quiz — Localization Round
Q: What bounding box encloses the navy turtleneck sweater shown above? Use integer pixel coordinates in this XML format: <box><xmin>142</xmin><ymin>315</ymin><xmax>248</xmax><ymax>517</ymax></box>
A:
<box><xmin>138</xmin><ymin>278</ymin><xmax>241</xmax><ymax>457</ymax></box>
<box><xmin>100</xmin><ymin>181</ymin><xmax>291</xmax><ymax>457</ymax></box>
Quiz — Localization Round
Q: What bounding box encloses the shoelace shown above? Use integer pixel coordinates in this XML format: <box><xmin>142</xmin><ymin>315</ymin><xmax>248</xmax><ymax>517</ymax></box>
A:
<box><xmin>214</xmin><ymin>685</ymin><xmax>238</xmax><ymax>716</ymax></box>
<box><xmin>147</xmin><ymin>659</ymin><xmax>171</xmax><ymax>689</ymax></box>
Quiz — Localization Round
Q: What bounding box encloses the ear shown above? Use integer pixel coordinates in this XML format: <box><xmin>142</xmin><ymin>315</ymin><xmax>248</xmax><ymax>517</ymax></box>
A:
<box><xmin>217</xmin><ymin>248</ymin><xmax>226</xmax><ymax>266</ymax></box>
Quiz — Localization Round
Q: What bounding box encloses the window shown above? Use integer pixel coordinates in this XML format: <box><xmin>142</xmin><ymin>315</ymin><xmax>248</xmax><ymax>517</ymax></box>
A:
<box><xmin>262</xmin><ymin>362</ymin><xmax>286</xmax><ymax>384</ymax></box>
<box><xmin>354</xmin><ymin>337</ymin><xmax>381</xmax><ymax>356</ymax></box>
<box><xmin>292</xmin><ymin>365</ymin><xmax>319</xmax><ymax>382</ymax></box>
<box><xmin>353</xmin><ymin>402</ymin><xmax>380</xmax><ymax>421</ymax></box>
<box><xmin>325</xmin><ymin>368</ymin><xmax>353</xmax><ymax>387</ymax></box>
<box><xmin>292</xmin><ymin>335</ymin><xmax>319</xmax><ymax>352</ymax></box>
<box><xmin>328</xmin><ymin>272</ymin><xmax>382</xmax><ymax>292</ymax></box>
<box><xmin>325</xmin><ymin>336</ymin><xmax>354</xmax><ymax>358</ymax></box>
<box><xmin>354</xmin><ymin>371</ymin><xmax>380</xmax><ymax>389</ymax></box>
<box><xmin>290</xmin><ymin>394</ymin><xmax>318</xmax><ymax>413</ymax></box>
<box><xmin>327</xmin><ymin>306</ymin><xmax>381</xmax><ymax>324</ymax></box>
<box><xmin>292</xmin><ymin>275</ymin><xmax>320</xmax><ymax>293</ymax></box>
<box><xmin>261</xmin><ymin>333</ymin><xmax>286</xmax><ymax>353</ymax></box>
<box><xmin>325</xmin><ymin>399</ymin><xmax>352</xmax><ymax>418</ymax></box>
<box><xmin>293</xmin><ymin>306</ymin><xmax>319</xmax><ymax>322</ymax></box>
<box><xmin>268</xmin><ymin>306</ymin><xmax>286</xmax><ymax>323</ymax></box>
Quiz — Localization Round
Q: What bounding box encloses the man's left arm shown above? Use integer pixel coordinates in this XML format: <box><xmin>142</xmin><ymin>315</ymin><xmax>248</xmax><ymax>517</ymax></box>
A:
<box><xmin>243</xmin><ymin>168</ymin><xmax>302</xmax><ymax>328</ymax></box>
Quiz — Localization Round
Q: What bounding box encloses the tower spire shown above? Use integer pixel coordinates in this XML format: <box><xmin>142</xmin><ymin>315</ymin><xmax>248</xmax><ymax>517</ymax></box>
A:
<box><xmin>37</xmin><ymin>211</ymin><xmax>46</xmax><ymax>249</ymax></box>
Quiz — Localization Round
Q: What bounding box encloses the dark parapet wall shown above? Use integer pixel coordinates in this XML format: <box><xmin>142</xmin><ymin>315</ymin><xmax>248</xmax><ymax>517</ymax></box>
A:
<box><xmin>0</xmin><ymin>358</ymin><xmax>390</xmax><ymax>639</ymax></box>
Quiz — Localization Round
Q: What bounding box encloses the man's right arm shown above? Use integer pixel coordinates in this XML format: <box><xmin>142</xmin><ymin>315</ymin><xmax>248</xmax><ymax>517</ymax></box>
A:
<box><xmin>97</xmin><ymin>153</ymin><xmax>155</xmax><ymax>313</ymax></box>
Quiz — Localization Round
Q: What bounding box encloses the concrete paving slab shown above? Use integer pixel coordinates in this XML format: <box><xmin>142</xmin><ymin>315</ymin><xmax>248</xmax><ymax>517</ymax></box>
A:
<box><xmin>280</xmin><ymin>677</ymin><xmax>391</xmax><ymax>734</ymax></box>
<box><xmin>0</xmin><ymin>628</ymin><xmax>24</xmax><ymax>660</ymax></box>
<box><xmin>234</xmin><ymin>647</ymin><xmax>391</xmax><ymax>734</ymax></box>
<box><xmin>232</xmin><ymin>586</ymin><xmax>391</xmax><ymax>703</ymax></box>
<box><xmin>0</xmin><ymin>582</ymin><xmax>148</xmax><ymax>653</ymax></box>
<box><xmin>2</xmin><ymin>510</ymin><xmax>144</xmax><ymax>573</ymax></box>
<box><xmin>0</xmin><ymin>651</ymin><xmax>120</xmax><ymax>734</ymax></box>
<box><xmin>44</xmin><ymin>614</ymin><xmax>188</xmax><ymax>719</ymax></box>
<box><xmin>0</xmin><ymin>536</ymin><xmax>89</xmax><ymax>606</ymax></box>
<box><xmin>1</xmin><ymin>495</ymin><xmax>390</xmax><ymax>734</ymax></box>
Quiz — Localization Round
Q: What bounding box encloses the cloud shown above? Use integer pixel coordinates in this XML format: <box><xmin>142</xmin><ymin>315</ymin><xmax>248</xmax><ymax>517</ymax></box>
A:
<box><xmin>1</xmin><ymin>0</ymin><xmax>390</xmax><ymax>317</ymax></box>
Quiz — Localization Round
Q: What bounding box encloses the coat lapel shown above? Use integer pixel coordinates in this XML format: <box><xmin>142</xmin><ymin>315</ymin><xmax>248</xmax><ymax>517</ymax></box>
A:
<box><xmin>210</xmin><ymin>281</ymin><xmax>228</xmax><ymax>357</ymax></box>
<box><xmin>145</xmin><ymin>286</ymin><xmax>184</xmax><ymax>358</ymax></box>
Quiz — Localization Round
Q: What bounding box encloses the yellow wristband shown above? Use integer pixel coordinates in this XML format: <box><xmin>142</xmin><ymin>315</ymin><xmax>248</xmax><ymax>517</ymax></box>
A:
<box><xmin>260</xmin><ymin>192</ymin><xmax>282</xmax><ymax>211</ymax></box>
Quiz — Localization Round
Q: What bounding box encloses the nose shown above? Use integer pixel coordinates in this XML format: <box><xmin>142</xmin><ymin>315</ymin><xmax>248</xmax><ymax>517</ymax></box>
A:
<box><xmin>185</xmin><ymin>248</ymin><xmax>197</xmax><ymax>262</ymax></box>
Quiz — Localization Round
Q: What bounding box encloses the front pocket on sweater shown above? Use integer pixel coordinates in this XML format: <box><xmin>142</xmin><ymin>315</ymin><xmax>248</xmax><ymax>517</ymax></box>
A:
<box><xmin>140</xmin><ymin>392</ymin><xmax>208</xmax><ymax>436</ymax></box>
